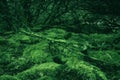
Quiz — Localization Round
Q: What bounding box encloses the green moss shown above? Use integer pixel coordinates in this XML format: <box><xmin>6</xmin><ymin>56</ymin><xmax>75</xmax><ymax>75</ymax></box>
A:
<box><xmin>17</xmin><ymin>62</ymin><xmax>60</xmax><ymax>80</ymax></box>
<box><xmin>42</xmin><ymin>28</ymin><xmax>67</xmax><ymax>39</ymax></box>
<box><xmin>23</xmin><ymin>42</ymin><xmax>52</xmax><ymax>64</ymax></box>
<box><xmin>0</xmin><ymin>28</ymin><xmax>119</xmax><ymax>80</ymax></box>
<box><xmin>0</xmin><ymin>75</ymin><xmax>19</xmax><ymax>80</ymax></box>
<box><xmin>57</xmin><ymin>58</ymin><xmax>108</xmax><ymax>80</ymax></box>
<box><xmin>88</xmin><ymin>50</ymin><xmax>120</xmax><ymax>65</ymax></box>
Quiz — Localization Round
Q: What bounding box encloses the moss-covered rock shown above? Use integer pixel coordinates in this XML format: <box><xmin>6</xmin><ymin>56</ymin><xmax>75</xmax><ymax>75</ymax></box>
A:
<box><xmin>23</xmin><ymin>41</ymin><xmax>52</xmax><ymax>64</ymax></box>
<box><xmin>17</xmin><ymin>62</ymin><xmax>60</xmax><ymax>80</ymax></box>
<box><xmin>57</xmin><ymin>59</ymin><xmax>108</xmax><ymax>80</ymax></box>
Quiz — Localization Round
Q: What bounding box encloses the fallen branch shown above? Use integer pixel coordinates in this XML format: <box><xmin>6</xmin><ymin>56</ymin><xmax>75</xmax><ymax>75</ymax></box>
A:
<box><xmin>20</xmin><ymin>28</ymin><xmax>67</xmax><ymax>43</ymax></box>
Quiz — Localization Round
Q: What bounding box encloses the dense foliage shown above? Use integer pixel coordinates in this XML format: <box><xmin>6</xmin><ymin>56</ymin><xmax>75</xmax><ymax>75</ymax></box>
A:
<box><xmin>0</xmin><ymin>0</ymin><xmax>120</xmax><ymax>80</ymax></box>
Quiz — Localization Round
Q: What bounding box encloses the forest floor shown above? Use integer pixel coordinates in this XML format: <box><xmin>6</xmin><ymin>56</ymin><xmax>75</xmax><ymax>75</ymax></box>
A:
<box><xmin>0</xmin><ymin>28</ymin><xmax>120</xmax><ymax>80</ymax></box>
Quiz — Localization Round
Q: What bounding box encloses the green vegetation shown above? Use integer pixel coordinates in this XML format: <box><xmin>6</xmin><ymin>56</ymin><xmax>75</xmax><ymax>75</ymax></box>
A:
<box><xmin>0</xmin><ymin>0</ymin><xmax>120</xmax><ymax>80</ymax></box>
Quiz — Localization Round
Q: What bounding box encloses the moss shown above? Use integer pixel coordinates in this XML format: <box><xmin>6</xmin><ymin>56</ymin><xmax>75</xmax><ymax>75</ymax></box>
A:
<box><xmin>8</xmin><ymin>32</ymin><xmax>40</xmax><ymax>45</ymax></box>
<box><xmin>0</xmin><ymin>28</ymin><xmax>119</xmax><ymax>80</ymax></box>
<box><xmin>42</xmin><ymin>28</ymin><xmax>67</xmax><ymax>39</ymax></box>
<box><xmin>0</xmin><ymin>36</ymin><xmax>8</xmax><ymax>45</ymax></box>
<box><xmin>17</xmin><ymin>62</ymin><xmax>60</xmax><ymax>80</ymax></box>
<box><xmin>48</xmin><ymin>40</ymin><xmax>84</xmax><ymax>63</ymax></box>
<box><xmin>0</xmin><ymin>75</ymin><xmax>19</xmax><ymax>80</ymax></box>
<box><xmin>23</xmin><ymin>42</ymin><xmax>52</xmax><ymax>64</ymax></box>
<box><xmin>57</xmin><ymin>58</ymin><xmax>108</xmax><ymax>80</ymax></box>
<box><xmin>88</xmin><ymin>50</ymin><xmax>120</xmax><ymax>65</ymax></box>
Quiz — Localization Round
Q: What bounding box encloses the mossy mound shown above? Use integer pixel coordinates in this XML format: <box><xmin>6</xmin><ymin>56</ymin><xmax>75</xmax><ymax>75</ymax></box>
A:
<box><xmin>57</xmin><ymin>59</ymin><xmax>108</xmax><ymax>80</ymax></box>
<box><xmin>17</xmin><ymin>62</ymin><xmax>60</xmax><ymax>80</ymax></box>
<box><xmin>16</xmin><ymin>60</ymin><xmax>108</xmax><ymax>80</ymax></box>
<box><xmin>23</xmin><ymin>41</ymin><xmax>52</xmax><ymax>64</ymax></box>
